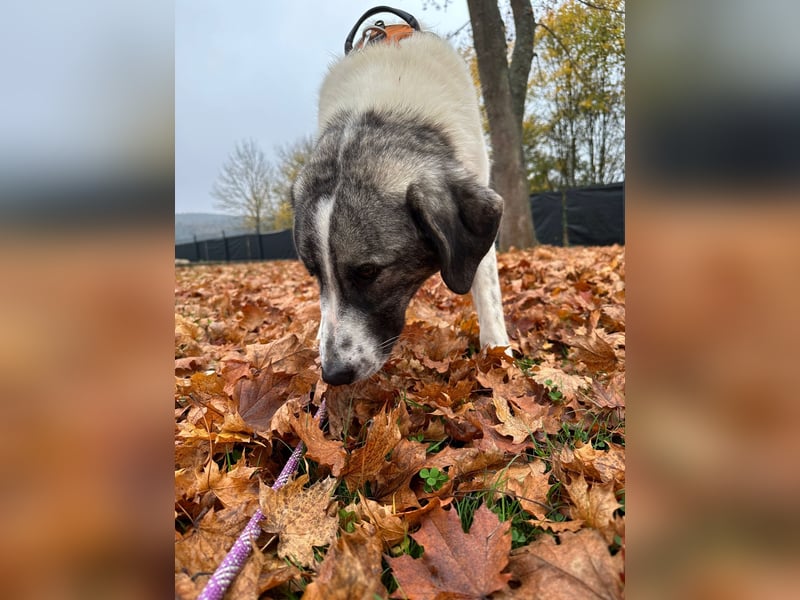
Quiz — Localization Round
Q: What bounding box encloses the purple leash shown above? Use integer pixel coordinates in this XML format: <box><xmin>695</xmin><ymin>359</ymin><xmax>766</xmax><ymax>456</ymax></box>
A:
<box><xmin>197</xmin><ymin>399</ymin><xmax>328</xmax><ymax>600</ymax></box>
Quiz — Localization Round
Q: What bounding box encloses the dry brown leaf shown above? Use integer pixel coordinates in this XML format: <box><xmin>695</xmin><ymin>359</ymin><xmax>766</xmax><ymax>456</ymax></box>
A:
<box><xmin>566</xmin><ymin>329</ymin><xmax>618</xmax><ymax>372</ymax></box>
<box><xmin>259</xmin><ymin>475</ymin><xmax>338</xmax><ymax>567</ymax></box>
<box><xmin>530</xmin><ymin>366</ymin><xmax>591</xmax><ymax>400</ymax></box>
<box><xmin>290</xmin><ymin>410</ymin><xmax>347</xmax><ymax>476</ymax></box>
<box><xmin>175</xmin><ymin>502</ymin><xmax>257</xmax><ymax>586</ymax></box>
<box><xmin>341</xmin><ymin>405</ymin><xmax>403</xmax><ymax>491</ymax></box>
<box><xmin>388</xmin><ymin>504</ymin><xmax>511</xmax><ymax>599</ymax></box>
<box><xmin>234</xmin><ymin>370</ymin><xmax>292</xmax><ymax>434</ymax></box>
<box><xmin>348</xmin><ymin>493</ymin><xmax>408</xmax><ymax>547</ymax></box>
<box><xmin>492</xmin><ymin>395</ymin><xmax>542</xmax><ymax>444</ymax></box>
<box><xmin>302</xmin><ymin>524</ymin><xmax>387</xmax><ymax>600</ymax></box>
<box><xmin>175</xmin><ymin>248</ymin><xmax>626</xmax><ymax>596</ymax></box>
<box><xmin>499</xmin><ymin>461</ymin><xmax>552</xmax><ymax>520</ymax></box>
<box><xmin>573</xmin><ymin>442</ymin><xmax>626</xmax><ymax>487</ymax></box>
<box><xmin>175</xmin><ymin>313</ymin><xmax>204</xmax><ymax>357</ymax></box>
<box><xmin>495</xmin><ymin>528</ymin><xmax>624</xmax><ymax>600</ymax></box>
<box><xmin>526</xmin><ymin>518</ymin><xmax>586</xmax><ymax>534</ymax></box>
<box><xmin>563</xmin><ymin>473</ymin><xmax>621</xmax><ymax>543</ymax></box>
<box><xmin>245</xmin><ymin>334</ymin><xmax>317</xmax><ymax>374</ymax></box>
<box><xmin>373</xmin><ymin>438</ymin><xmax>428</xmax><ymax>509</ymax></box>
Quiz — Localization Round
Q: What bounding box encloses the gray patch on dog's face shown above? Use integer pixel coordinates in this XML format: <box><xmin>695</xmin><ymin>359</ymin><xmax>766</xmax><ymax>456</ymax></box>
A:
<box><xmin>292</xmin><ymin>110</ymin><xmax>501</xmax><ymax>384</ymax></box>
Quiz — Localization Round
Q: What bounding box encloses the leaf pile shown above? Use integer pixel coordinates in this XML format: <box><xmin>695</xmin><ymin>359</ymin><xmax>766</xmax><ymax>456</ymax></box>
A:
<box><xmin>175</xmin><ymin>245</ymin><xmax>625</xmax><ymax>599</ymax></box>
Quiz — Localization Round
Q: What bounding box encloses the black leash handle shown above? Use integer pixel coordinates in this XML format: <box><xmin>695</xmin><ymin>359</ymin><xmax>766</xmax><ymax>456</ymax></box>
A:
<box><xmin>344</xmin><ymin>5</ymin><xmax>421</xmax><ymax>54</ymax></box>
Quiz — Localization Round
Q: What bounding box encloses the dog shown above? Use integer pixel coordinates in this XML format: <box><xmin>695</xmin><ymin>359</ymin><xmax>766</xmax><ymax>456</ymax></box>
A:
<box><xmin>292</xmin><ymin>25</ymin><xmax>510</xmax><ymax>385</ymax></box>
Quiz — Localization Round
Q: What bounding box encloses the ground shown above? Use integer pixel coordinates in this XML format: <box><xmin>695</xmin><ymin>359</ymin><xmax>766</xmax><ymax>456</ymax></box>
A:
<box><xmin>174</xmin><ymin>245</ymin><xmax>625</xmax><ymax>599</ymax></box>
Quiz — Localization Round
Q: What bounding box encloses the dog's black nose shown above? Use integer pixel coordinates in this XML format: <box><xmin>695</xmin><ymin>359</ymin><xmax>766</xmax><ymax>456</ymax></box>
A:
<box><xmin>322</xmin><ymin>364</ymin><xmax>356</xmax><ymax>386</ymax></box>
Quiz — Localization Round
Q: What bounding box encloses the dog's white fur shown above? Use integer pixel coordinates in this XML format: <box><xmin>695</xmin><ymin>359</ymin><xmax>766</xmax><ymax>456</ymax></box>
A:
<box><xmin>319</xmin><ymin>33</ymin><xmax>490</xmax><ymax>191</ymax></box>
<box><xmin>303</xmin><ymin>32</ymin><xmax>510</xmax><ymax>383</ymax></box>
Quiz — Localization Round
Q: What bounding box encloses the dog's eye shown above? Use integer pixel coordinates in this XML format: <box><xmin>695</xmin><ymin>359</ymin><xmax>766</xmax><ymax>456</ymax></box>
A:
<box><xmin>353</xmin><ymin>264</ymin><xmax>380</xmax><ymax>282</ymax></box>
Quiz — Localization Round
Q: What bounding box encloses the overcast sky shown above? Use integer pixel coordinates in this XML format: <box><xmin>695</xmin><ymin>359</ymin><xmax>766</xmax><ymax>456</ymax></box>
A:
<box><xmin>175</xmin><ymin>1</ymin><xmax>472</xmax><ymax>214</ymax></box>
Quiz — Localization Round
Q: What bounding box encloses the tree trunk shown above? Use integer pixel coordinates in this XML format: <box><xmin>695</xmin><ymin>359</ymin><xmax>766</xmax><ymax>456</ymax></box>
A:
<box><xmin>467</xmin><ymin>0</ymin><xmax>537</xmax><ymax>251</ymax></box>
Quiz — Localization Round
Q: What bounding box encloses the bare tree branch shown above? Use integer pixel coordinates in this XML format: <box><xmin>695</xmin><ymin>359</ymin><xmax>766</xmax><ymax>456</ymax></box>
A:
<box><xmin>211</xmin><ymin>139</ymin><xmax>275</xmax><ymax>235</ymax></box>
<box><xmin>574</xmin><ymin>0</ymin><xmax>625</xmax><ymax>15</ymax></box>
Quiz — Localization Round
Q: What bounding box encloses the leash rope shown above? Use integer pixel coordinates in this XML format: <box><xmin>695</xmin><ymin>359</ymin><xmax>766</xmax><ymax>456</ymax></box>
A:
<box><xmin>196</xmin><ymin>398</ymin><xmax>328</xmax><ymax>600</ymax></box>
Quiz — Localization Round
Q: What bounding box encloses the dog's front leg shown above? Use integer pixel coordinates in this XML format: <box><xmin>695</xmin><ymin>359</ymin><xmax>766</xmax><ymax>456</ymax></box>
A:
<box><xmin>470</xmin><ymin>245</ymin><xmax>511</xmax><ymax>350</ymax></box>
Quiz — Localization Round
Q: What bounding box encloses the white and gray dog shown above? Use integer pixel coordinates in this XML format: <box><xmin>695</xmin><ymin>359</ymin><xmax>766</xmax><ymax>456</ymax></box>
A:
<box><xmin>292</xmin><ymin>24</ymin><xmax>509</xmax><ymax>385</ymax></box>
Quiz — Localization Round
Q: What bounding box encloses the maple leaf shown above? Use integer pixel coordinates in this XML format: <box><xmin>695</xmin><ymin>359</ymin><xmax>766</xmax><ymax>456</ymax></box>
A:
<box><xmin>495</xmin><ymin>528</ymin><xmax>623</xmax><ymax>600</ymax></box>
<box><xmin>175</xmin><ymin>313</ymin><xmax>204</xmax><ymax>358</ymax></box>
<box><xmin>303</xmin><ymin>524</ymin><xmax>387</xmax><ymax>600</ymax></box>
<box><xmin>425</xmin><ymin>446</ymin><xmax>506</xmax><ymax>483</ymax></box>
<box><xmin>234</xmin><ymin>370</ymin><xmax>296</xmax><ymax>434</ymax></box>
<box><xmin>566</xmin><ymin>328</ymin><xmax>619</xmax><ymax>372</ymax></box>
<box><xmin>530</xmin><ymin>366</ymin><xmax>591</xmax><ymax>401</ymax></box>
<box><xmin>349</xmin><ymin>493</ymin><xmax>408</xmax><ymax>546</ymax></box>
<box><xmin>563</xmin><ymin>472</ymin><xmax>621</xmax><ymax>543</ymax></box>
<box><xmin>573</xmin><ymin>442</ymin><xmax>626</xmax><ymax>487</ymax></box>
<box><xmin>259</xmin><ymin>475</ymin><xmax>338</xmax><ymax>567</ymax></box>
<box><xmin>492</xmin><ymin>395</ymin><xmax>543</xmax><ymax>444</ymax></box>
<box><xmin>175</xmin><ymin>502</ymin><xmax>257</xmax><ymax>584</ymax></box>
<box><xmin>388</xmin><ymin>504</ymin><xmax>511</xmax><ymax>599</ymax></box>
<box><xmin>341</xmin><ymin>405</ymin><xmax>403</xmax><ymax>491</ymax></box>
<box><xmin>372</xmin><ymin>438</ymin><xmax>428</xmax><ymax>509</ymax></box>
<box><xmin>237</xmin><ymin>302</ymin><xmax>266</xmax><ymax>332</ymax></box>
<box><xmin>499</xmin><ymin>461</ymin><xmax>552</xmax><ymax>520</ymax></box>
<box><xmin>290</xmin><ymin>410</ymin><xmax>347</xmax><ymax>475</ymax></box>
<box><xmin>244</xmin><ymin>333</ymin><xmax>317</xmax><ymax>374</ymax></box>
<box><xmin>590</xmin><ymin>373</ymin><xmax>625</xmax><ymax>410</ymax></box>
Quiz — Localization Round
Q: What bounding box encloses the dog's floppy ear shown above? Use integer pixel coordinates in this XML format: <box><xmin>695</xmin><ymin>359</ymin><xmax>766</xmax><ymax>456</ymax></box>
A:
<box><xmin>407</xmin><ymin>173</ymin><xmax>503</xmax><ymax>294</ymax></box>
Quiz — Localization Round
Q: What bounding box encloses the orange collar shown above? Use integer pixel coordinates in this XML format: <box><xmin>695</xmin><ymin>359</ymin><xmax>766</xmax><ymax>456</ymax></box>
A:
<box><xmin>344</xmin><ymin>6</ymin><xmax>421</xmax><ymax>55</ymax></box>
<box><xmin>354</xmin><ymin>22</ymin><xmax>416</xmax><ymax>51</ymax></box>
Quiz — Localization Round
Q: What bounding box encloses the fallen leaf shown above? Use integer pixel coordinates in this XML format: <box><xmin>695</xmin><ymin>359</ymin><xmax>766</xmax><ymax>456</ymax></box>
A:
<box><xmin>530</xmin><ymin>366</ymin><xmax>591</xmax><ymax>401</ymax></box>
<box><xmin>495</xmin><ymin>528</ymin><xmax>623</xmax><ymax>600</ymax></box>
<box><xmin>341</xmin><ymin>405</ymin><xmax>403</xmax><ymax>491</ymax></box>
<box><xmin>563</xmin><ymin>472</ymin><xmax>620</xmax><ymax>543</ymax></box>
<box><xmin>573</xmin><ymin>442</ymin><xmax>626</xmax><ymax>487</ymax></box>
<box><xmin>566</xmin><ymin>329</ymin><xmax>618</xmax><ymax>372</ymax></box>
<box><xmin>492</xmin><ymin>395</ymin><xmax>543</xmax><ymax>444</ymax></box>
<box><xmin>499</xmin><ymin>461</ymin><xmax>552</xmax><ymax>520</ymax></box>
<box><xmin>234</xmin><ymin>370</ymin><xmax>292</xmax><ymax>434</ymax></box>
<box><xmin>302</xmin><ymin>523</ymin><xmax>387</xmax><ymax>600</ymax></box>
<box><xmin>349</xmin><ymin>493</ymin><xmax>408</xmax><ymax>547</ymax></box>
<box><xmin>388</xmin><ymin>504</ymin><xmax>511</xmax><ymax>599</ymax></box>
<box><xmin>290</xmin><ymin>410</ymin><xmax>347</xmax><ymax>476</ymax></box>
<box><xmin>259</xmin><ymin>475</ymin><xmax>338</xmax><ymax>567</ymax></box>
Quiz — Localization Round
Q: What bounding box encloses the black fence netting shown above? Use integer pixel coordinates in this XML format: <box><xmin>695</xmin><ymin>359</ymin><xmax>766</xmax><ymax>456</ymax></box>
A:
<box><xmin>530</xmin><ymin>182</ymin><xmax>624</xmax><ymax>246</ymax></box>
<box><xmin>175</xmin><ymin>229</ymin><xmax>297</xmax><ymax>262</ymax></box>
<box><xmin>175</xmin><ymin>183</ymin><xmax>624</xmax><ymax>262</ymax></box>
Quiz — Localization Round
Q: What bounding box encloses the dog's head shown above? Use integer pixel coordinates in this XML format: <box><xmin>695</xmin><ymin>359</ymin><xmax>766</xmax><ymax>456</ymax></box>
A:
<box><xmin>292</xmin><ymin>111</ymin><xmax>502</xmax><ymax>385</ymax></box>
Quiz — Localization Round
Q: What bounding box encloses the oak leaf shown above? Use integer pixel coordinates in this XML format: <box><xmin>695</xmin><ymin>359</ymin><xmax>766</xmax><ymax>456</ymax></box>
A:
<box><xmin>259</xmin><ymin>475</ymin><xmax>338</xmax><ymax>567</ymax></box>
<box><xmin>495</xmin><ymin>528</ymin><xmax>623</xmax><ymax>600</ymax></box>
<box><xmin>388</xmin><ymin>504</ymin><xmax>511</xmax><ymax>599</ymax></box>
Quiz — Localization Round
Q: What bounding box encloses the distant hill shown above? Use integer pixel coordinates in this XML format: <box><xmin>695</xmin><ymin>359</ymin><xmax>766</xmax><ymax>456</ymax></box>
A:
<box><xmin>175</xmin><ymin>212</ymin><xmax>252</xmax><ymax>244</ymax></box>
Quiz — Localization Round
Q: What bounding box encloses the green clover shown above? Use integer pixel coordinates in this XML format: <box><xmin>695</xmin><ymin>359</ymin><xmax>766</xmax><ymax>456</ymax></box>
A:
<box><xmin>419</xmin><ymin>467</ymin><xmax>449</xmax><ymax>492</ymax></box>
